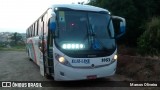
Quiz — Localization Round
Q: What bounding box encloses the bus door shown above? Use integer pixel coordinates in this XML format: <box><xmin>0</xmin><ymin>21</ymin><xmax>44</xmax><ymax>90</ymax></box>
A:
<box><xmin>39</xmin><ymin>19</ymin><xmax>45</xmax><ymax>76</ymax></box>
<box><xmin>39</xmin><ymin>16</ymin><xmax>50</xmax><ymax>77</ymax></box>
<box><xmin>46</xmin><ymin>29</ymin><xmax>54</xmax><ymax>76</ymax></box>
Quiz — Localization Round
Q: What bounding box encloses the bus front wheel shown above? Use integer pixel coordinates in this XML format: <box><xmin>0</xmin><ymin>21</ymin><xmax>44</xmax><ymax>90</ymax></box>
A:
<box><xmin>44</xmin><ymin>73</ymin><xmax>53</xmax><ymax>79</ymax></box>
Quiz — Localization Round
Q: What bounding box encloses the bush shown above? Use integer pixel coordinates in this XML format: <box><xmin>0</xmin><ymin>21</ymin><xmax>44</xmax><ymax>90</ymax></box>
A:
<box><xmin>137</xmin><ymin>17</ymin><xmax>160</xmax><ymax>55</ymax></box>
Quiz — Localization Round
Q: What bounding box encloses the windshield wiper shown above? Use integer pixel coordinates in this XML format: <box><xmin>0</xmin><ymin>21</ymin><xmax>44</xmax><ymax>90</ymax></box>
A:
<box><xmin>89</xmin><ymin>24</ymin><xmax>108</xmax><ymax>50</ymax></box>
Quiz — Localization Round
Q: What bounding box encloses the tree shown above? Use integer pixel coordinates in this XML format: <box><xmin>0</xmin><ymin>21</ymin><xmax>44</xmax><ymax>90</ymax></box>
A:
<box><xmin>10</xmin><ymin>32</ymin><xmax>23</xmax><ymax>45</ymax></box>
<box><xmin>89</xmin><ymin>0</ymin><xmax>160</xmax><ymax>46</ymax></box>
<box><xmin>137</xmin><ymin>17</ymin><xmax>160</xmax><ymax>55</ymax></box>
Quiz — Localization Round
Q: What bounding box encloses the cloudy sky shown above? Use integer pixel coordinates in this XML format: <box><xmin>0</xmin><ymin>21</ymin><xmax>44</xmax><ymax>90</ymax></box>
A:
<box><xmin>0</xmin><ymin>0</ymin><xmax>89</xmax><ymax>33</ymax></box>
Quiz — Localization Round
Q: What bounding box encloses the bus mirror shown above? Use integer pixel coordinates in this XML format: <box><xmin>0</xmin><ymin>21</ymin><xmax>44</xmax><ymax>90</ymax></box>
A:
<box><xmin>49</xmin><ymin>16</ymin><xmax>56</xmax><ymax>32</ymax></box>
<box><xmin>112</xmin><ymin>16</ymin><xmax>126</xmax><ymax>39</ymax></box>
<box><xmin>49</xmin><ymin>22</ymin><xmax>56</xmax><ymax>32</ymax></box>
<box><xmin>120</xmin><ymin>22</ymin><xmax>125</xmax><ymax>34</ymax></box>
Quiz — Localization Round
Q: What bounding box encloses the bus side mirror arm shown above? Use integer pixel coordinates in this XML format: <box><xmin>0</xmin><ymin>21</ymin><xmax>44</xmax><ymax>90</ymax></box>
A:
<box><xmin>112</xmin><ymin>16</ymin><xmax>126</xmax><ymax>39</ymax></box>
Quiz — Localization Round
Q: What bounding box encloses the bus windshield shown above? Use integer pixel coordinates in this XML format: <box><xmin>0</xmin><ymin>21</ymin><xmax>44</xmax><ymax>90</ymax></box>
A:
<box><xmin>55</xmin><ymin>11</ymin><xmax>116</xmax><ymax>57</ymax></box>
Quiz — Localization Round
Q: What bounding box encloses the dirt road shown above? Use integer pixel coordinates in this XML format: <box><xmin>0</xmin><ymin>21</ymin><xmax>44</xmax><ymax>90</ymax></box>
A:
<box><xmin>0</xmin><ymin>51</ymin><xmax>157</xmax><ymax>90</ymax></box>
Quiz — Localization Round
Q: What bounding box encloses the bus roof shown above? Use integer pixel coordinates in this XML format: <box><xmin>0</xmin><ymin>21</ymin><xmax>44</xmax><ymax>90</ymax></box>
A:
<box><xmin>51</xmin><ymin>4</ymin><xmax>109</xmax><ymax>13</ymax></box>
<box><xmin>27</xmin><ymin>4</ymin><xmax>110</xmax><ymax>30</ymax></box>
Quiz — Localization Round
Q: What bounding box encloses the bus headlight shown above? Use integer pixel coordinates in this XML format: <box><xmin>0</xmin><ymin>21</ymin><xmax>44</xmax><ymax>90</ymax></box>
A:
<box><xmin>59</xmin><ymin>56</ymin><xmax>65</xmax><ymax>63</ymax></box>
<box><xmin>112</xmin><ymin>54</ymin><xmax>118</xmax><ymax>61</ymax></box>
<box><xmin>55</xmin><ymin>53</ymin><xmax>71</xmax><ymax>66</ymax></box>
<box><xmin>114</xmin><ymin>55</ymin><xmax>118</xmax><ymax>60</ymax></box>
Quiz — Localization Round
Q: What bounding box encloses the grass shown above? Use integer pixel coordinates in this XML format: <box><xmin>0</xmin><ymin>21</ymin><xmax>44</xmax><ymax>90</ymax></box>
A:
<box><xmin>0</xmin><ymin>45</ymin><xmax>25</xmax><ymax>51</ymax></box>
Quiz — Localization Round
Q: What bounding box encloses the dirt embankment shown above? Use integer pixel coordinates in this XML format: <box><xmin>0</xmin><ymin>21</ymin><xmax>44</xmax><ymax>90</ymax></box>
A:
<box><xmin>117</xmin><ymin>54</ymin><xmax>160</xmax><ymax>81</ymax></box>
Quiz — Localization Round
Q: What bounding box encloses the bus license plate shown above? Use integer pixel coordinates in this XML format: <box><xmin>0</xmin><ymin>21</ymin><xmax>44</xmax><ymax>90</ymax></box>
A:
<box><xmin>87</xmin><ymin>75</ymin><xmax>97</xmax><ymax>79</ymax></box>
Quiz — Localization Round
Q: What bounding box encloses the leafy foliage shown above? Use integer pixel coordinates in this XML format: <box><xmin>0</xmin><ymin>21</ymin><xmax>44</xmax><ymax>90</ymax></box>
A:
<box><xmin>10</xmin><ymin>32</ymin><xmax>23</xmax><ymax>46</ymax></box>
<box><xmin>89</xmin><ymin>0</ymin><xmax>160</xmax><ymax>46</ymax></box>
<box><xmin>137</xmin><ymin>17</ymin><xmax>160</xmax><ymax>55</ymax></box>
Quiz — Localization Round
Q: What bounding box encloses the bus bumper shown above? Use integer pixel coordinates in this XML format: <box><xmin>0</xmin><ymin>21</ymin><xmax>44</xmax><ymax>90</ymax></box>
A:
<box><xmin>54</xmin><ymin>61</ymin><xmax>117</xmax><ymax>81</ymax></box>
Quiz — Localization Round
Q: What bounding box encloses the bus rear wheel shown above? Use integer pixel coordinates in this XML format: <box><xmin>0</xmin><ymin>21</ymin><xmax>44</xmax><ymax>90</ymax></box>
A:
<box><xmin>28</xmin><ymin>50</ymin><xmax>32</xmax><ymax>61</ymax></box>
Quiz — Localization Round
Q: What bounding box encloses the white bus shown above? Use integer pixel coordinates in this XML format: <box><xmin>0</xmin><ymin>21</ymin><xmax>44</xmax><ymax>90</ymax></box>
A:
<box><xmin>26</xmin><ymin>4</ymin><xmax>126</xmax><ymax>81</ymax></box>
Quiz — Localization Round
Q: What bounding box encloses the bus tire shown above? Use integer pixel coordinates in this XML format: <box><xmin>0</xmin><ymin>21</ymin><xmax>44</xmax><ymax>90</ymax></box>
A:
<box><xmin>28</xmin><ymin>50</ymin><xmax>32</xmax><ymax>61</ymax></box>
<box><xmin>29</xmin><ymin>58</ymin><xmax>32</xmax><ymax>61</ymax></box>
<box><xmin>44</xmin><ymin>73</ymin><xmax>53</xmax><ymax>79</ymax></box>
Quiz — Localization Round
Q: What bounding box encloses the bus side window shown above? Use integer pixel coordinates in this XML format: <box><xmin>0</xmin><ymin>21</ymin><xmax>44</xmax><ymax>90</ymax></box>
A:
<box><xmin>29</xmin><ymin>28</ymin><xmax>30</xmax><ymax>37</ymax></box>
<box><xmin>26</xmin><ymin>29</ymin><xmax>28</xmax><ymax>38</ymax></box>
<box><xmin>38</xmin><ymin>19</ymin><xmax>41</xmax><ymax>36</ymax></box>
<box><xmin>36</xmin><ymin>21</ymin><xmax>39</xmax><ymax>36</ymax></box>
<box><xmin>28</xmin><ymin>29</ymin><xmax>29</xmax><ymax>37</ymax></box>
<box><xmin>31</xmin><ymin>27</ymin><xmax>33</xmax><ymax>37</ymax></box>
<box><xmin>30</xmin><ymin>27</ymin><xmax>31</xmax><ymax>37</ymax></box>
<box><xmin>34</xmin><ymin>23</ymin><xmax>37</xmax><ymax>36</ymax></box>
<box><xmin>41</xmin><ymin>16</ymin><xmax>44</xmax><ymax>36</ymax></box>
<box><xmin>33</xmin><ymin>25</ymin><xmax>35</xmax><ymax>37</ymax></box>
<box><xmin>43</xmin><ymin>14</ymin><xmax>48</xmax><ymax>35</ymax></box>
<box><xmin>28</xmin><ymin>29</ymin><xmax>29</xmax><ymax>38</ymax></box>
